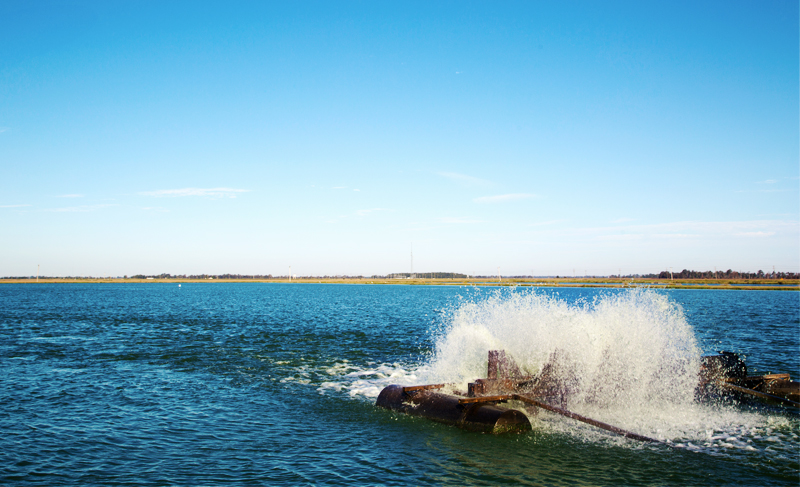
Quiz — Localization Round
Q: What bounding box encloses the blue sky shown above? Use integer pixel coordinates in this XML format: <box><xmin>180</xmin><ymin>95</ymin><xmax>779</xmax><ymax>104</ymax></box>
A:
<box><xmin>1</xmin><ymin>1</ymin><xmax>797</xmax><ymax>277</ymax></box>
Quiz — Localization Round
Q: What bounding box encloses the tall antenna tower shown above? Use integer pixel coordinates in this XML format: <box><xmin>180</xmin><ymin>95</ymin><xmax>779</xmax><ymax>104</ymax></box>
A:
<box><xmin>410</xmin><ymin>243</ymin><xmax>414</xmax><ymax>279</ymax></box>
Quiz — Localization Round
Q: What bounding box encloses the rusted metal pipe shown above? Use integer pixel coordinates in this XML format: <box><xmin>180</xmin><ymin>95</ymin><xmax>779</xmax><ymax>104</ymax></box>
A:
<box><xmin>376</xmin><ymin>385</ymin><xmax>531</xmax><ymax>434</ymax></box>
<box><xmin>459</xmin><ymin>394</ymin><xmax>659</xmax><ymax>443</ymax></box>
<box><xmin>511</xmin><ymin>394</ymin><xmax>660</xmax><ymax>443</ymax></box>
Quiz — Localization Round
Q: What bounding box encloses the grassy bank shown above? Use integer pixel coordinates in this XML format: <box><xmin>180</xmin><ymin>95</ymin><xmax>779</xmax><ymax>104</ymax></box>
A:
<box><xmin>2</xmin><ymin>277</ymin><xmax>797</xmax><ymax>291</ymax></box>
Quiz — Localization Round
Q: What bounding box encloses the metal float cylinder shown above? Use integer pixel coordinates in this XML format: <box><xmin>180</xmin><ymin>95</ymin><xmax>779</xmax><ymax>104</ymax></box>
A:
<box><xmin>376</xmin><ymin>385</ymin><xmax>531</xmax><ymax>434</ymax></box>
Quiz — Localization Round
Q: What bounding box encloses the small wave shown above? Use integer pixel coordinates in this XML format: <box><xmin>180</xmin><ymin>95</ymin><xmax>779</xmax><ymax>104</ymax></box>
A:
<box><xmin>316</xmin><ymin>362</ymin><xmax>423</xmax><ymax>399</ymax></box>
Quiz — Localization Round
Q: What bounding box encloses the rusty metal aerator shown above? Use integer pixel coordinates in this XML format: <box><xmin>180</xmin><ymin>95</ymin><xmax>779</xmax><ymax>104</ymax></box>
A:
<box><xmin>376</xmin><ymin>350</ymin><xmax>799</xmax><ymax>440</ymax></box>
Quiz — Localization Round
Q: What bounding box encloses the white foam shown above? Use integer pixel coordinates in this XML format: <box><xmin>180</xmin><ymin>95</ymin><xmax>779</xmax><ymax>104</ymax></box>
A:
<box><xmin>309</xmin><ymin>288</ymin><xmax>796</xmax><ymax>456</ymax></box>
<box><xmin>315</xmin><ymin>362</ymin><xmax>424</xmax><ymax>398</ymax></box>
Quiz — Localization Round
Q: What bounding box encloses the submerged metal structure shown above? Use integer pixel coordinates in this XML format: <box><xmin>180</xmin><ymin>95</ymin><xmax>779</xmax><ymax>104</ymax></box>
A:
<box><xmin>698</xmin><ymin>351</ymin><xmax>800</xmax><ymax>407</ymax></box>
<box><xmin>376</xmin><ymin>350</ymin><xmax>799</xmax><ymax>439</ymax></box>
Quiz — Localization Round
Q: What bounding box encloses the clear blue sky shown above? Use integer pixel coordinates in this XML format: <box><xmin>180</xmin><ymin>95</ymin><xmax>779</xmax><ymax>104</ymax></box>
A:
<box><xmin>1</xmin><ymin>1</ymin><xmax>797</xmax><ymax>277</ymax></box>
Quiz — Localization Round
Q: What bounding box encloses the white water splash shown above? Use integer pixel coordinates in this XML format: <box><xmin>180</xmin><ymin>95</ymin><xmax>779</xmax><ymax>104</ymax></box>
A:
<box><xmin>421</xmin><ymin>289</ymin><xmax>701</xmax><ymax>411</ymax></box>
<box><xmin>315</xmin><ymin>288</ymin><xmax>797</xmax><ymax>456</ymax></box>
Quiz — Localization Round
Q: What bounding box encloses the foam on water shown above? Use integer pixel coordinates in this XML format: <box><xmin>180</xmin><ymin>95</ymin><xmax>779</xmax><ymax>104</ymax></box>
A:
<box><xmin>316</xmin><ymin>289</ymin><xmax>797</xmax><ymax>459</ymax></box>
<box><xmin>317</xmin><ymin>362</ymin><xmax>425</xmax><ymax>398</ymax></box>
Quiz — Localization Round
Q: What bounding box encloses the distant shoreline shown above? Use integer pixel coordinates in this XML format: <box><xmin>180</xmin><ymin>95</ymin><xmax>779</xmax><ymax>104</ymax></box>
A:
<box><xmin>2</xmin><ymin>277</ymin><xmax>797</xmax><ymax>291</ymax></box>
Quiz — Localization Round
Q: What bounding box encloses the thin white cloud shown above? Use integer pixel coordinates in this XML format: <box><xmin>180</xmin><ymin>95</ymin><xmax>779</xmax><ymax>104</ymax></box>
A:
<box><xmin>756</xmin><ymin>179</ymin><xmax>778</xmax><ymax>184</ymax></box>
<box><xmin>57</xmin><ymin>194</ymin><xmax>84</xmax><ymax>198</ymax></box>
<box><xmin>142</xmin><ymin>207</ymin><xmax>169</xmax><ymax>212</ymax></box>
<box><xmin>611</xmin><ymin>217</ymin><xmax>635</xmax><ymax>224</ymax></box>
<box><xmin>474</xmin><ymin>193</ymin><xmax>539</xmax><ymax>203</ymax></box>
<box><xmin>736</xmin><ymin>188</ymin><xmax>793</xmax><ymax>193</ymax></box>
<box><xmin>0</xmin><ymin>127</ymin><xmax>9</xmax><ymax>133</ymax></box>
<box><xmin>735</xmin><ymin>231</ymin><xmax>776</xmax><ymax>237</ymax></box>
<box><xmin>0</xmin><ymin>204</ymin><xmax>31</xmax><ymax>208</ymax></box>
<box><xmin>528</xmin><ymin>219</ymin><xmax>566</xmax><ymax>227</ymax></box>
<box><xmin>356</xmin><ymin>208</ymin><xmax>390</xmax><ymax>217</ymax></box>
<box><xmin>527</xmin><ymin>218</ymin><xmax>567</xmax><ymax>227</ymax></box>
<box><xmin>353</xmin><ymin>189</ymin><xmax>360</xmax><ymax>192</ymax></box>
<box><xmin>43</xmin><ymin>204</ymin><xmax>116</xmax><ymax>213</ymax></box>
<box><xmin>596</xmin><ymin>233</ymin><xmax>645</xmax><ymax>241</ymax></box>
<box><xmin>528</xmin><ymin>219</ymin><xmax>796</xmax><ymax>242</ymax></box>
<box><xmin>439</xmin><ymin>172</ymin><xmax>494</xmax><ymax>187</ymax></box>
<box><xmin>139</xmin><ymin>188</ymin><xmax>250</xmax><ymax>198</ymax></box>
<box><xmin>650</xmin><ymin>233</ymin><xmax>695</xmax><ymax>239</ymax></box>
<box><xmin>439</xmin><ymin>217</ymin><xmax>484</xmax><ymax>224</ymax></box>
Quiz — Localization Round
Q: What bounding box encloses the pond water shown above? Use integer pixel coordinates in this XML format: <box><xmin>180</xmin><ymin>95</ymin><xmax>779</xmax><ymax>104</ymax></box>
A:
<box><xmin>0</xmin><ymin>284</ymin><xmax>797</xmax><ymax>485</ymax></box>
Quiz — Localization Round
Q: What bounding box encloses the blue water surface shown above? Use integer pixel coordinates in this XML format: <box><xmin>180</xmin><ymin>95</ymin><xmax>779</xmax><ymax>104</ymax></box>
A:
<box><xmin>0</xmin><ymin>284</ymin><xmax>797</xmax><ymax>485</ymax></box>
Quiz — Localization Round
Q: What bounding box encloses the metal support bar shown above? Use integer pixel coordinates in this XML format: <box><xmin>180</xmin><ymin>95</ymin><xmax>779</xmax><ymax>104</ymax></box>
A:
<box><xmin>511</xmin><ymin>394</ymin><xmax>659</xmax><ymax>443</ymax></box>
<box><xmin>461</xmin><ymin>394</ymin><xmax>660</xmax><ymax>443</ymax></box>
<box><xmin>717</xmin><ymin>382</ymin><xmax>800</xmax><ymax>408</ymax></box>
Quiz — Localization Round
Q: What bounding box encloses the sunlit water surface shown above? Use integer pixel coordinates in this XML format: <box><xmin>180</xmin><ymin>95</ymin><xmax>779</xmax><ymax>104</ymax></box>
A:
<box><xmin>0</xmin><ymin>284</ymin><xmax>797</xmax><ymax>485</ymax></box>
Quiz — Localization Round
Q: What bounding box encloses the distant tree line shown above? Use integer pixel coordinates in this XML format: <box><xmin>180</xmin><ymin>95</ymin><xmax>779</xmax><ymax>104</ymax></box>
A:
<box><xmin>4</xmin><ymin>270</ymin><xmax>798</xmax><ymax>280</ymax></box>
<box><xmin>127</xmin><ymin>274</ymin><xmax>275</xmax><ymax>279</ymax></box>
<box><xmin>387</xmin><ymin>272</ymin><xmax>468</xmax><ymax>279</ymax></box>
<box><xmin>655</xmin><ymin>269</ymin><xmax>797</xmax><ymax>280</ymax></box>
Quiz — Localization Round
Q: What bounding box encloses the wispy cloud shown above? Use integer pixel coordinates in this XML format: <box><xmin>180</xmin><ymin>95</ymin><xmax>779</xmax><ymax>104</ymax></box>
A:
<box><xmin>528</xmin><ymin>219</ymin><xmax>566</xmax><ymax>227</ymax></box>
<box><xmin>0</xmin><ymin>204</ymin><xmax>31</xmax><ymax>208</ymax></box>
<box><xmin>57</xmin><ymin>194</ymin><xmax>84</xmax><ymax>198</ymax></box>
<box><xmin>0</xmin><ymin>127</ymin><xmax>9</xmax><ymax>133</ymax></box>
<box><xmin>737</xmin><ymin>178</ymin><xmax>796</xmax><ymax>193</ymax></box>
<box><xmin>356</xmin><ymin>208</ymin><xmax>390</xmax><ymax>217</ymax></box>
<box><xmin>474</xmin><ymin>193</ymin><xmax>539</xmax><ymax>203</ymax></box>
<box><xmin>596</xmin><ymin>233</ymin><xmax>645</xmax><ymax>241</ymax></box>
<box><xmin>528</xmin><ymin>219</ymin><xmax>797</xmax><ymax>242</ymax></box>
<box><xmin>611</xmin><ymin>217</ymin><xmax>635</xmax><ymax>223</ymax></box>
<box><xmin>736</xmin><ymin>188</ymin><xmax>793</xmax><ymax>193</ymax></box>
<box><xmin>43</xmin><ymin>204</ymin><xmax>116</xmax><ymax>213</ymax></box>
<box><xmin>439</xmin><ymin>217</ymin><xmax>484</xmax><ymax>224</ymax></box>
<box><xmin>650</xmin><ymin>233</ymin><xmax>695</xmax><ymax>239</ymax></box>
<box><xmin>139</xmin><ymin>188</ymin><xmax>250</xmax><ymax>198</ymax></box>
<box><xmin>142</xmin><ymin>207</ymin><xmax>169</xmax><ymax>212</ymax></box>
<box><xmin>735</xmin><ymin>231</ymin><xmax>776</xmax><ymax>237</ymax></box>
<box><xmin>439</xmin><ymin>172</ymin><xmax>494</xmax><ymax>187</ymax></box>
